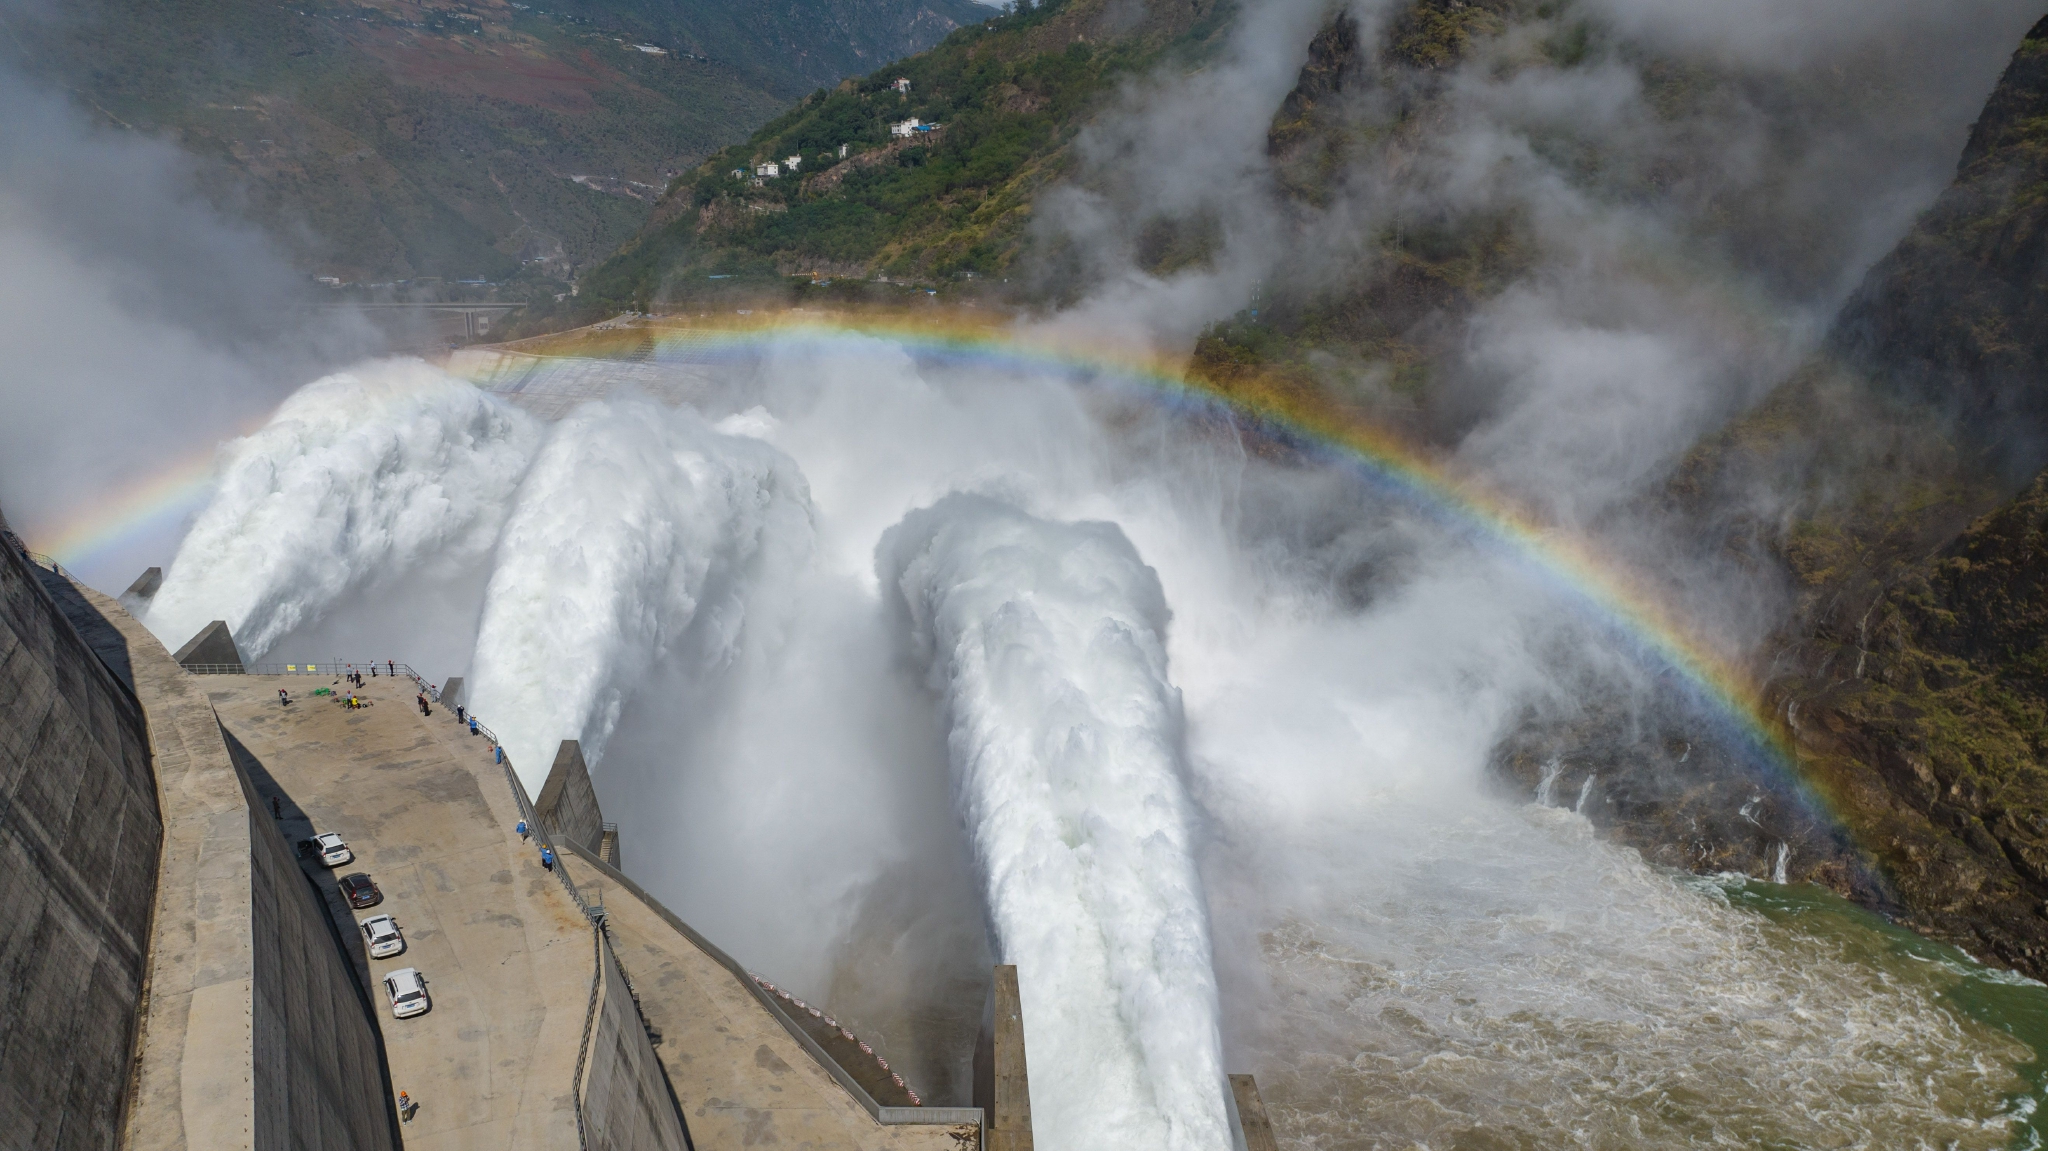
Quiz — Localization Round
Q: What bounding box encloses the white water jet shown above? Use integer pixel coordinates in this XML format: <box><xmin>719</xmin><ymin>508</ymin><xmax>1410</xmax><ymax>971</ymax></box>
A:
<box><xmin>879</xmin><ymin>493</ymin><xmax>1230</xmax><ymax>1151</ymax></box>
<box><xmin>1774</xmin><ymin>841</ymin><xmax>1791</xmax><ymax>885</ymax></box>
<box><xmin>146</xmin><ymin>359</ymin><xmax>541</xmax><ymax>659</ymax></box>
<box><xmin>466</xmin><ymin>397</ymin><xmax>812</xmax><ymax>787</ymax></box>
<box><xmin>1575</xmin><ymin>774</ymin><xmax>1597</xmax><ymax>814</ymax></box>
<box><xmin>1536</xmin><ymin>758</ymin><xmax>1564</xmax><ymax>807</ymax></box>
<box><xmin>134</xmin><ymin>332</ymin><xmax>2048</xmax><ymax>1145</ymax></box>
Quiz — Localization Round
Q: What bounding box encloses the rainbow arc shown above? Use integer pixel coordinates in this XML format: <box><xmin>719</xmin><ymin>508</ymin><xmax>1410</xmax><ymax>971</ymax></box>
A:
<box><xmin>35</xmin><ymin>309</ymin><xmax>1818</xmax><ymax>825</ymax></box>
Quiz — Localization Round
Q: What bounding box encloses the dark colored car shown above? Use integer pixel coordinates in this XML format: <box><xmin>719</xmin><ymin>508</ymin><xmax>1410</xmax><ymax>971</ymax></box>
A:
<box><xmin>340</xmin><ymin>872</ymin><xmax>382</xmax><ymax>909</ymax></box>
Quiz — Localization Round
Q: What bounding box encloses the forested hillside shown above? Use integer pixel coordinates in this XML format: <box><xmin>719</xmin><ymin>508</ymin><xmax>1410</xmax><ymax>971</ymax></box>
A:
<box><xmin>0</xmin><ymin>0</ymin><xmax>988</xmax><ymax>285</ymax></box>
<box><xmin>557</xmin><ymin>0</ymin><xmax>1233</xmax><ymax>320</ymax></box>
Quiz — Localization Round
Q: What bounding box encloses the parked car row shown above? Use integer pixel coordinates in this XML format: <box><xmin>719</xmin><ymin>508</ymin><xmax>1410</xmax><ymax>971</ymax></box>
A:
<box><xmin>304</xmin><ymin>829</ymin><xmax>430</xmax><ymax>1018</ymax></box>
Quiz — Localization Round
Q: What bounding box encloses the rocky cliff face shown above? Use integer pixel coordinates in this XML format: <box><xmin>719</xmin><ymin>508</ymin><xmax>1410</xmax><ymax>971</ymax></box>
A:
<box><xmin>1644</xmin><ymin>16</ymin><xmax>2048</xmax><ymax>976</ymax></box>
<box><xmin>1235</xmin><ymin>3</ymin><xmax>2048</xmax><ymax>977</ymax></box>
<box><xmin>1783</xmin><ymin>471</ymin><xmax>2048</xmax><ymax>974</ymax></box>
<box><xmin>1830</xmin><ymin>15</ymin><xmax>2048</xmax><ymax>482</ymax></box>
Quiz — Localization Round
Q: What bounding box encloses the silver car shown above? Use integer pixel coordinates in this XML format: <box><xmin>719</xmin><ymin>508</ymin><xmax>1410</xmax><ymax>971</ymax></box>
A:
<box><xmin>313</xmin><ymin>832</ymin><xmax>353</xmax><ymax>867</ymax></box>
<box><xmin>383</xmin><ymin>967</ymin><xmax>429</xmax><ymax>1018</ymax></box>
<box><xmin>359</xmin><ymin>914</ymin><xmax>405</xmax><ymax>959</ymax></box>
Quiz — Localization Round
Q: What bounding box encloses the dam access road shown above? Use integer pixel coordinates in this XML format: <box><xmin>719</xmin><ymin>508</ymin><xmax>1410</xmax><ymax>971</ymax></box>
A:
<box><xmin>56</xmin><ymin>563</ymin><xmax>986</xmax><ymax>1150</ymax></box>
<box><xmin>207</xmin><ymin>676</ymin><xmax>590</xmax><ymax>1148</ymax></box>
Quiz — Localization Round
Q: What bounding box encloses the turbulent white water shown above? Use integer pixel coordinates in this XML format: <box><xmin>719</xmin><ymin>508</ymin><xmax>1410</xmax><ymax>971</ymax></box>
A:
<box><xmin>466</xmin><ymin>397</ymin><xmax>812</xmax><ymax>787</ymax></box>
<box><xmin>880</xmin><ymin>494</ymin><xmax>1230</xmax><ymax>1151</ymax></box>
<box><xmin>142</xmin><ymin>338</ymin><xmax>2048</xmax><ymax>1149</ymax></box>
<box><xmin>146</xmin><ymin>359</ymin><xmax>539</xmax><ymax>658</ymax></box>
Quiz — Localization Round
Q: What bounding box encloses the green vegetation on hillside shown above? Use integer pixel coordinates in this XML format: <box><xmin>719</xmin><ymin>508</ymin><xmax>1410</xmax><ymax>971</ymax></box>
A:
<box><xmin>558</xmin><ymin>0</ymin><xmax>1234</xmax><ymax>320</ymax></box>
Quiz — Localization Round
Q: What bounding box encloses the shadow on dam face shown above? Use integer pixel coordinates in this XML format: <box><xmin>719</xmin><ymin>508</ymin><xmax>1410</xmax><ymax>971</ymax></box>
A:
<box><xmin>219</xmin><ymin>724</ymin><xmax>403</xmax><ymax>1144</ymax></box>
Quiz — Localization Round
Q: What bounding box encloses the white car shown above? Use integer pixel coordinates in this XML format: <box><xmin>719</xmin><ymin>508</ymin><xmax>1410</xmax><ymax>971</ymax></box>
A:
<box><xmin>383</xmin><ymin>967</ymin><xmax>429</xmax><ymax>1018</ymax></box>
<box><xmin>359</xmin><ymin>914</ymin><xmax>405</xmax><ymax>959</ymax></box>
<box><xmin>313</xmin><ymin>832</ymin><xmax>353</xmax><ymax>867</ymax></box>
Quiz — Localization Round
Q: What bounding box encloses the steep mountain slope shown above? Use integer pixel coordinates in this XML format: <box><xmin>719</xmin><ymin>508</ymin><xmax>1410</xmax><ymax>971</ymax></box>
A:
<box><xmin>560</xmin><ymin>0</ymin><xmax>2048</xmax><ymax>978</ymax></box>
<box><xmin>1829</xmin><ymin>20</ymin><xmax>2048</xmax><ymax>481</ymax></box>
<box><xmin>1667</xmin><ymin>16</ymin><xmax>2048</xmax><ymax>975</ymax></box>
<box><xmin>0</xmin><ymin>0</ymin><xmax>988</xmax><ymax>284</ymax></box>
<box><xmin>555</xmin><ymin>0</ymin><xmax>1233</xmax><ymax>320</ymax></box>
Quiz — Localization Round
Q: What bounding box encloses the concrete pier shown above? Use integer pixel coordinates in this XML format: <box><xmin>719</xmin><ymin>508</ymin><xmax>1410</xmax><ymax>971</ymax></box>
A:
<box><xmin>974</xmin><ymin>965</ymin><xmax>1034</xmax><ymax>1151</ymax></box>
<box><xmin>1231</xmin><ymin>1074</ymin><xmax>1280</xmax><ymax>1151</ymax></box>
<box><xmin>170</xmin><ymin>620</ymin><xmax>241</xmax><ymax>672</ymax></box>
<box><xmin>535</xmin><ymin>739</ymin><xmax>607</xmax><ymax>858</ymax></box>
<box><xmin>104</xmin><ymin>589</ymin><xmax>395</xmax><ymax>1151</ymax></box>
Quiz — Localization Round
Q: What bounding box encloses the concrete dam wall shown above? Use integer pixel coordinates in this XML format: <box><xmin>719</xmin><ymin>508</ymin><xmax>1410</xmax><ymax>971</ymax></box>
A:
<box><xmin>582</xmin><ymin>931</ymin><xmax>691</xmax><ymax>1151</ymax></box>
<box><xmin>0</xmin><ymin>528</ymin><xmax>162</xmax><ymax>1150</ymax></box>
<box><xmin>81</xmin><ymin>577</ymin><xmax>395</xmax><ymax>1151</ymax></box>
<box><xmin>226</xmin><ymin>733</ymin><xmax>400</xmax><ymax>1150</ymax></box>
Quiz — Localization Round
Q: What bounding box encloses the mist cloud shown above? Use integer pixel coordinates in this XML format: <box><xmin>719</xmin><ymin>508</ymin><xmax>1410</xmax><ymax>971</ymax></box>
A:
<box><xmin>0</xmin><ymin>68</ymin><xmax>380</xmax><ymax>585</ymax></box>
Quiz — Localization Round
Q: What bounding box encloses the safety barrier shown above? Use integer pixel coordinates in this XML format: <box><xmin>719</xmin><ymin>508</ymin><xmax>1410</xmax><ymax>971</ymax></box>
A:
<box><xmin>185</xmin><ymin>660</ymin><xmax>439</xmax><ymax>688</ymax></box>
<box><xmin>2</xmin><ymin>529</ymin><xmax>62</xmax><ymax>576</ymax></box>
<box><xmin>455</xmin><ymin>710</ymin><xmax>609</xmax><ymax>1150</ymax></box>
<box><xmin>559</xmin><ymin>844</ymin><xmax>982</xmax><ymax>1133</ymax></box>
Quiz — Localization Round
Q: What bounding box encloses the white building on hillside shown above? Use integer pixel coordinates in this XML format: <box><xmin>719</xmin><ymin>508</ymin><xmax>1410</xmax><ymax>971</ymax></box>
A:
<box><xmin>890</xmin><ymin>118</ymin><xmax>920</xmax><ymax>139</ymax></box>
<box><xmin>892</xmin><ymin>77</ymin><xmax>911</xmax><ymax>93</ymax></box>
<box><xmin>755</xmin><ymin>161</ymin><xmax>780</xmax><ymax>178</ymax></box>
<box><xmin>785</xmin><ymin>155</ymin><xmax>802</xmax><ymax>171</ymax></box>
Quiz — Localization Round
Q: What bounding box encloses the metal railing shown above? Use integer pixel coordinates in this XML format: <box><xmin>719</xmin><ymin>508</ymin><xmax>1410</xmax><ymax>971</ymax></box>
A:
<box><xmin>189</xmin><ymin>660</ymin><xmax>439</xmax><ymax>691</ymax></box>
<box><xmin>1</xmin><ymin>528</ymin><xmax>56</xmax><ymax>573</ymax></box>
<box><xmin>459</xmin><ymin>711</ymin><xmax>604</xmax><ymax>1151</ymax></box>
<box><xmin>572</xmin><ymin>927</ymin><xmax>602</xmax><ymax>1151</ymax></box>
<box><xmin>557</xmin><ymin>843</ymin><xmax>982</xmax><ymax>1132</ymax></box>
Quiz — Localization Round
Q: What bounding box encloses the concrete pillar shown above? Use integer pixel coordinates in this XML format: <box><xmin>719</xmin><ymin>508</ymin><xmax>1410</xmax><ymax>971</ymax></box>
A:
<box><xmin>171</xmin><ymin>619</ymin><xmax>243</xmax><ymax>671</ymax></box>
<box><xmin>124</xmin><ymin>566</ymin><xmax>164</xmax><ymax>601</ymax></box>
<box><xmin>1230</xmin><ymin>1074</ymin><xmax>1279</xmax><ymax>1151</ymax></box>
<box><xmin>973</xmin><ymin>965</ymin><xmax>1033</xmax><ymax>1151</ymax></box>
<box><xmin>535</xmin><ymin>739</ymin><xmax>608</xmax><ymax>855</ymax></box>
